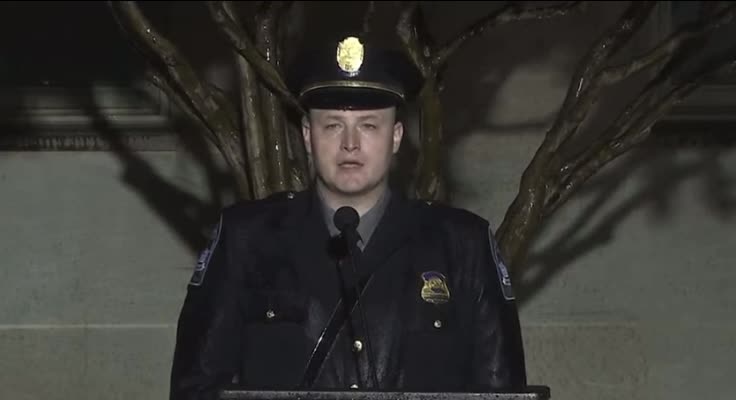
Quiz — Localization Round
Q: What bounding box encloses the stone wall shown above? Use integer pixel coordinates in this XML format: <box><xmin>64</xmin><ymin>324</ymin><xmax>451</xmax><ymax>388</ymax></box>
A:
<box><xmin>1</xmin><ymin>2</ymin><xmax>735</xmax><ymax>400</ymax></box>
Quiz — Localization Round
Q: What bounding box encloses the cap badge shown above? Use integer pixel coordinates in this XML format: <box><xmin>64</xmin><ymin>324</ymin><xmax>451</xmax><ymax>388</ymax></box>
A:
<box><xmin>420</xmin><ymin>271</ymin><xmax>450</xmax><ymax>304</ymax></box>
<box><xmin>336</xmin><ymin>36</ymin><xmax>364</xmax><ymax>75</ymax></box>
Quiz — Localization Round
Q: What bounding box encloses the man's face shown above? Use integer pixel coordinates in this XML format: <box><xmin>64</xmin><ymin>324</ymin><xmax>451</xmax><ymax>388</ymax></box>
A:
<box><xmin>302</xmin><ymin>107</ymin><xmax>403</xmax><ymax>198</ymax></box>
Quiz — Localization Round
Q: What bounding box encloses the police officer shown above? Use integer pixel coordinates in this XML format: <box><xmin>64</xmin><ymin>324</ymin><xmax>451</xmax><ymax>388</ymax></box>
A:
<box><xmin>169</xmin><ymin>36</ymin><xmax>527</xmax><ymax>400</ymax></box>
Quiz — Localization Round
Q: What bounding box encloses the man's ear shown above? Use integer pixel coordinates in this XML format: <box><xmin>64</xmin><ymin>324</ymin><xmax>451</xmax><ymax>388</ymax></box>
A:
<box><xmin>301</xmin><ymin>115</ymin><xmax>312</xmax><ymax>155</ymax></box>
<box><xmin>392</xmin><ymin>121</ymin><xmax>404</xmax><ymax>154</ymax></box>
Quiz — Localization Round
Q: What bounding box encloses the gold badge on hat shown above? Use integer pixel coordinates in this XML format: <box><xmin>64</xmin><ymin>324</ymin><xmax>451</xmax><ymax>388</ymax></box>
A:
<box><xmin>421</xmin><ymin>271</ymin><xmax>450</xmax><ymax>304</ymax></box>
<box><xmin>336</xmin><ymin>36</ymin><xmax>364</xmax><ymax>75</ymax></box>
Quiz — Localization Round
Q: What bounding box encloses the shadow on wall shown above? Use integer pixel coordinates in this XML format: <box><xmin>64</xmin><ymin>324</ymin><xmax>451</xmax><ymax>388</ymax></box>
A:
<box><xmin>0</xmin><ymin>1</ymin><xmax>237</xmax><ymax>255</ymax></box>
<box><xmin>1</xmin><ymin>1</ymin><xmax>735</xmax><ymax>306</ymax></box>
<box><xmin>516</xmin><ymin>142</ymin><xmax>736</xmax><ymax>307</ymax></box>
<box><xmin>83</xmin><ymin>86</ymin><xmax>235</xmax><ymax>255</ymax></box>
<box><xmin>431</xmin><ymin>1</ymin><xmax>672</xmax><ymax>199</ymax></box>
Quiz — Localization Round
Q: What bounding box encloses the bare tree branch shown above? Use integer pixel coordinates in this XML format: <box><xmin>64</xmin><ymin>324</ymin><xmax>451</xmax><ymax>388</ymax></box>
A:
<box><xmin>413</xmin><ymin>77</ymin><xmax>445</xmax><ymax>200</ymax></box>
<box><xmin>240</xmin><ymin>57</ymin><xmax>271</xmax><ymax>199</ymax></box>
<box><xmin>272</xmin><ymin>1</ymin><xmax>296</xmax><ymax>65</ymax></box>
<box><xmin>397</xmin><ymin>1</ymin><xmax>432</xmax><ymax>77</ymax></box>
<box><xmin>222</xmin><ymin>1</ymin><xmax>270</xmax><ymax>200</ymax></box>
<box><xmin>363</xmin><ymin>1</ymin><xmax>376</xmax><ymax>36</ymax></box>
<box><xmin>544</xmin><ymin>1</ymin><xmax>657</xmax><ymax>152</ymax></box>
<box><xmin>286</xmin><ymin>123</ymin><xmax>309</xmax><ymax>191</ymax></box>
<box><xmin>256</xmin><ymin>1</ymin><xmax>290</xmax><ymax>193</ymax></box>
<box><xmin>599</xmin><ymin>4</ymin><xmax>736</xmax><ymax>85</ymax></box>
<box><xmin>396</xmin><ymin>1</ymin><xmax>447</xmax><ymax>199</ymax></box>
<box><xmin>497</xmin><ymin>1</ymin><xmax>656</xmax><ymax>266</ymax></box>
<box><xmin>273</xmin><ymin>2</ymin><xmax>307</xmax><ymax>192</ymax></box>
<box><xmin>109</xmin><ymin>2</ymin><xmax>239</xmax><ymax>135</ymax></box>
<box><xmin>256</xmin><ymin>1</ymin><xmax>289</xmax><ymax>66</ymax></box>
<box><xmin>551</xmin><ymin>47</ymin><xmax>687</xmax><ymax>191</ymax></box>
<box><xmin>147</xmin><ymin>70</ymin><xmax>218</xmax><ymax>146</ymax></box>
<box><xmin>553</xmin><ymin>4</ymin><xmax>736</xmax><ymax>204</ymax></box>
<box><xmin>554</xmin><ymin>78</ymin><xmax>656</xmax><ymax>188</ymax></box>
<box><xmin>147</xmin><ymin>69</ymin><xmax>232</xmax><ymax>208</ymax></box>
<box><xmin>207</xmin><ymin>1</ymin><xmax>303</xmax><ymax>115</ymax></box>
<box><xmin>108</xmin><ymin>1</ymin><xmax>250</xmax><ymax>198</ymax></box>
<box><xmin>275</xmin><ymin>1</ymin><xmax>295</xmax><ymax>25</ymax></box>
<box><xmin>434</xmin><ymin>1</ymin><xmax>587</xmax><ymax>68</ymax></box>
<box><xmin>261</xmin><ymin>96</ymin><xmax>290</xmax><ymax>192</ymax></box>
<box><xmin>546</xmin><ymin>51</ymin><xmax>736</xmax><ymax>217</ymax></box>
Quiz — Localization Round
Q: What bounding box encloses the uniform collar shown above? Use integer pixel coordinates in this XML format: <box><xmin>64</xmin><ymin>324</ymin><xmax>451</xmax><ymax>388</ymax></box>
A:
<box><xmin>273</xmin><ymin>184</ymin><xmax>418</xmax><ymax>280</ymax></box>
<box><xmin>318</xmin><ymin>188</ymin><xmax>392</xmax><ymax>250</ymax></box>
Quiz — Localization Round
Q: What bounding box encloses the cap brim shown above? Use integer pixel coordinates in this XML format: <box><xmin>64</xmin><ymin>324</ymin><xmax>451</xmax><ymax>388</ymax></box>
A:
<box><xmin>300</xmin><ymin>87</ymin><xmax>404</xmax><ymax>110</ymax></box>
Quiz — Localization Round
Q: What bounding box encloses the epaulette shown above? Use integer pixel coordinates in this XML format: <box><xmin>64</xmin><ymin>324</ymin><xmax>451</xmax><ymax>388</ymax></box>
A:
<box><xmin>413</xmin><ymin>197</ymin><xmax>491</xmax><ymax>227</ymax></box>
<box><xmin>234</xmin><ymin>189</ymin><xmax>305</xmax><ymax>206</ymax></box>
<box><xmin>413</xmin><ymin>197</ymin><xmax>440</xmax><ymax>207</ymax></box>
<box><xmin>264</xmin><ymin>190</ymin><xmax>302</xmax><ymax>202</ymax></box>
<box><xmin>413</xmin><ymin>197</ymin><xmax>455</xmax><ymax>215</ymax></box>
<box><xmin>222</xmin><ymin>189</ymin><xmax>306</xmax><ymax>219</ymax></box>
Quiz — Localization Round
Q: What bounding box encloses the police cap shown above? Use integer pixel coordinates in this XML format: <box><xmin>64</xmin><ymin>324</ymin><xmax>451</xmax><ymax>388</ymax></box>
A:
<box><xmin>287</xmin><ymin>36</ymin><xmax>423</xmax><ymax>110</ymax></box>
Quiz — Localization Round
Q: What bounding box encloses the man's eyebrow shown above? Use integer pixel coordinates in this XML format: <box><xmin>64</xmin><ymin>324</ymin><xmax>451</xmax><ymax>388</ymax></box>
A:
<box><xmin>319</xmin><ymin>113</ymin><xmax>345</xmax><ymax>121</ymax></box>
<box><xmin>315</xmin><ymin>113</ymin><xmax>382</xmax><ymax>121</ymax></box>
<box><xmin>357</xmin><ymin>114</ymin><xmax>380</xmax><ymax>121</ymax></box>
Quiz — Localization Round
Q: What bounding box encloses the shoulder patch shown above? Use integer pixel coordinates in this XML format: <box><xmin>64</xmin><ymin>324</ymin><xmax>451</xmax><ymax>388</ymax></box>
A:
<box><xmin>189</xmin><ymin>215</ymin><xmax>223</xmax><ymax>287</ymax></box>
<box><xmin>489</xmin><ymin>226</ymin><xmax>515</xmax><ymax>301</ymax></box>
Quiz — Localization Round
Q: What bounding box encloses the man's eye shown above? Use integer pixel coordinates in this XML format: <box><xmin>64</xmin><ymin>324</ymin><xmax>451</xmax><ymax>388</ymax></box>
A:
<box><xmin>325</xmin><ymin>123</ymin><xmax>340</xmax><ymax>130</ymax></box>
<box><xmin>362</xmin><ymin>124</ymin><xmax>377</xmax><ymax>130</ymax></box>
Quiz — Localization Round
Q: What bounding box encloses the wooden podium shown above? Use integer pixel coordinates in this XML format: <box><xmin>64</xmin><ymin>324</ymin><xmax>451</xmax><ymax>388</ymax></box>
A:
<box><xmin>219</xmin><ymin>387</ymin><xmax>551</xmax><ymax>400</ymax></box>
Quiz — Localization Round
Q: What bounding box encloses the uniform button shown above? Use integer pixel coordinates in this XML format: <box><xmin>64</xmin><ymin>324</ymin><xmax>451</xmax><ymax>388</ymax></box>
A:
<box><xmin>266</xmin><ymin>310</ymin><xmax>276</xmax><ymax>319</ymax></box>
<box><xmin>287</xmin><ymin>192</ymin><xmax>295</xmax><ymax>199</ymax></box>
<box><xmin>352</xmin><ymin>339</ymin><xmax>363</xmax><ymax>352</ymax></box>
<box><xmin>433</xmin><ymin>319</ymin><xmax>442</xmax><ymax>329</ymax></box>
<box><xmin>350</xmin><ymin>384</ymin><xmax>359</xmax><ymax>389</ymax></box>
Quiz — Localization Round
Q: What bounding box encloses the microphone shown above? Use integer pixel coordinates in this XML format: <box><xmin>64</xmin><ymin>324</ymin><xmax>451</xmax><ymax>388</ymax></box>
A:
<box><xmin>334</xmin><ymin>206</ymin><xmax>360</xmax><ymax>253</ymax></box>
<box><xmin>333</xmin><ymin>206</ymin><xmax>380</xmax><ymax>389</ymax></box>
<box><xmin>334</xmin><ymin>206</ymin><xmax>359</xmax><ymax>231</ymax></box>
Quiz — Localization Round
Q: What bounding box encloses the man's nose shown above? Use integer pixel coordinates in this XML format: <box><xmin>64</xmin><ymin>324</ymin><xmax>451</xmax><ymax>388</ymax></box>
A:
<box><xmin>341</xmin><ymin>127</ymin><xmax>360</xmax><ymax>151</ymax></box>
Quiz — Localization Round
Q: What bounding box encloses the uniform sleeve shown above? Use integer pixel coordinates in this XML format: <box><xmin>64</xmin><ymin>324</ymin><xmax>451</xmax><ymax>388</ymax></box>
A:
<box><xmin>170</xmin><ymin>214</ymin><xmax>244</xmax><ymax>400</ymax></box>
<box><xmin>468</xmin><ymin>221</ymin><xmax>527</xmax><ymax>391</ymax></box>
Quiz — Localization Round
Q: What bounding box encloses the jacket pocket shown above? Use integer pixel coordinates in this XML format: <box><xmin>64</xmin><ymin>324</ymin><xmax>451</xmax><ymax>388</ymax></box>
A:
<box><xmin>401</xmin><ymin>300</ymin><xmax>468</xmax><ymax>390</ymax></box>
<box><xmin>401</xmin><ymin>321</ymin><xmax>465</xmax><ymax>390</ymax></box>
<box><xmin>241</xmin><ymin>289</ymin><xmax>308</xmax><ymax>324</ymax></box>
<box><xmin>239</xmin><ymin>289</ymin><xmax>314</xmax><ymax>388</ymax></box>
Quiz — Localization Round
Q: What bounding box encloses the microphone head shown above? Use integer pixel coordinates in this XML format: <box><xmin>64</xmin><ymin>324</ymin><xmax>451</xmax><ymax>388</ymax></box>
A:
<box><xmin>334</xmin><ymin>206</ymin><xmax>360</xmax><ymax>232</ymax></box>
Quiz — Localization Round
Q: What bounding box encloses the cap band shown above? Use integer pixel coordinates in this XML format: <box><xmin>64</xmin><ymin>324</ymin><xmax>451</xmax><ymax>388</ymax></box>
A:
<box><xmin>299</xmin><ymin>80</ymin><xmax>405</xmax><ymax>100</ymax></box>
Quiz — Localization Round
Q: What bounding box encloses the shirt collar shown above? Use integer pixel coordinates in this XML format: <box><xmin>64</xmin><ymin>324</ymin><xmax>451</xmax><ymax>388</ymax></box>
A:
<box><xmin>319</xmin><ymin>188</ymin><xmax>392</xmax><ymax>250</ymax></box>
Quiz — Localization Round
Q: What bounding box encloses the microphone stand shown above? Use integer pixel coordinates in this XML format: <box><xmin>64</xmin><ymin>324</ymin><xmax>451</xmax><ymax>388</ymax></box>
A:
<box><xmin>340</xmin><ymin>226</ymin><xmax>380</xmax><ymax>390</ymax></box>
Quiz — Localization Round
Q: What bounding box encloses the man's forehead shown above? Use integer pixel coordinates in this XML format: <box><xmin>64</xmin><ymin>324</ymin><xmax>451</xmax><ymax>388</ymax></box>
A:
<box><xmin>310</xmin><ymin>108</ymin><xmax>394</xmax><ymax>119</ymax></box>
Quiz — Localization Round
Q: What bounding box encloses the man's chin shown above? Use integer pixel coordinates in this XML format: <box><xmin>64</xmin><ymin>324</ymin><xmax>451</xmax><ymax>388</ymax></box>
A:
<box><xmin>315</xmin><ymin>172</ymin><xmax>388</xmax><ymax>198</ymax></box>
<box><xmin>323</xmin><ymin>180</ymin><xmax>377</xmax><ymax>198</ymax></box>
<box><xmin>333</xmin><ymin>184</ymin><xmax>371</xmax><ymax>196</ymax></box>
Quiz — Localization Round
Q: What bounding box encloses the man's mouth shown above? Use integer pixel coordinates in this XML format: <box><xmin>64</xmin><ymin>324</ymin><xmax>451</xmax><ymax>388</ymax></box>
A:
<box><xmin>338</xmin><ymin>161</ymin><xmax>363</xmax><ymax>168</ymax></box>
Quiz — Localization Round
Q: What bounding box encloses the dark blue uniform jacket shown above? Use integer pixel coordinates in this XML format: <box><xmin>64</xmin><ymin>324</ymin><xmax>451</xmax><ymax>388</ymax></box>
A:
<box><xmin>170</xmin><ymin>188</ymin><xmax>527</xmax><ymax>400</ymax></box>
